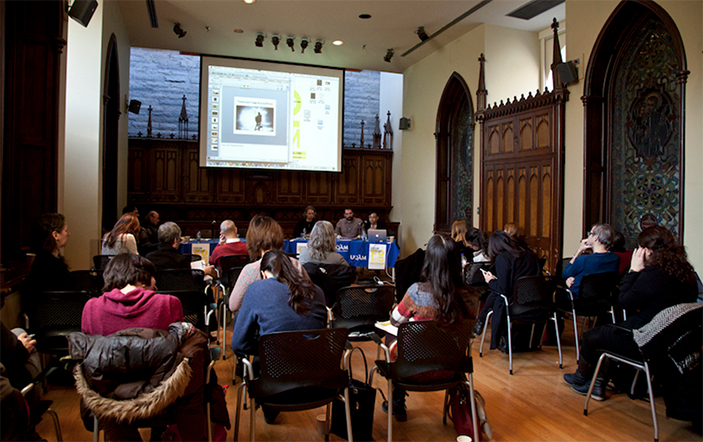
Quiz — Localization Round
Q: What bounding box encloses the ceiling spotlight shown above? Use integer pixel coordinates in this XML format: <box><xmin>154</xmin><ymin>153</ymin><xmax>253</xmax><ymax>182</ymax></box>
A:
<box><xmin>242</xmin><ymin>0</ymin><xmax>255</xmax><ymax>3</ymax></box>
<box><xmin>314</xmin><ymin>40</ymin><xmax>323</xmax><ymax>54</ymax></box>
<box><xmin>173</xmin><ymin>22</ymin><xmax>187</xmax><ymax>38</ymax></box>
<box><xmin>332</xmin><ymin>40</ymin><xmax>343</xmax><ymax>46</ymax></box>
<box><xmin>384</xmin><ymin>48</ymin><xmax>394</xmax><ymax>63</ymax></box>
<box><xmin>300</xmin><ymin>37</ymin><xmax>309</xmax><ymax>53</ymax></box>
<box><xmin>286</xmin><ymin>36</ymin><xmax>295</xmax><ymax>52</ymax></box>
<box><xmin>255</xmin><ymin>32</ymin><xmax>265</xmax><ymax>47</ymax></box>
<box><xmin>271</xmin><ymin>34</ymin><xmax>280</xmax><ymax>50</ymax></box>
<box><xmin>415</xmin><ymin>26</ymin><xmax>429</xmax><ymax>41</ymax></box>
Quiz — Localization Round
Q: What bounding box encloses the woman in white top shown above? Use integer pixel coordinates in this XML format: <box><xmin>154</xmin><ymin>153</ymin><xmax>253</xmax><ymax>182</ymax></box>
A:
<box><xmin>102</xmin><ymin>213</ymin><xmax>140</xmax><ymax>255</ymax></box>
<box><xmin>298</xmin><ymin>220</ymin><xmax>348</xmax><ymax>266</ymax></box>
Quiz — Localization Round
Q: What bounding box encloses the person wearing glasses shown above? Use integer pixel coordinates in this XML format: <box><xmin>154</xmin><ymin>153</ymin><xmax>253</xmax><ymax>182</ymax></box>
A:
<box><xmin>556</xmin><ymin>223</ymin><xmax>620</xmax><ymax>310</ymax></box>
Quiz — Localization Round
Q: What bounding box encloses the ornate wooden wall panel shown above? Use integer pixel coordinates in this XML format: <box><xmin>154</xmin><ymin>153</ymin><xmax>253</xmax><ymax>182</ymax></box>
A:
<box><xmin>215</xmin><ymin>169</ymin><xmax>245</xmax><ymax>203</ymax></box>
<box><xmin>334</xmin><ymin>156</ymin><xmax>360</xmax><ymax>205</ymax></box>
<box><xmin>306</xmin><ymin>173</ymin><xmax>333</xmax><ymax>205</ymax></box>
<box><xmin>276</xmin><ymin>171</ymin><xmax>304</xmax><ymax>205</ymax></box>
<box><xmin>150</xmin><ymin>144</ymin><xmax>180</xmax><ymax>202</ymax></box>
<box><xmin>184</xmin><ymin>147</ymin><xmax>213</xmax><ymax>202</ymax></box>
<box><xmin>127</xmin><ymin>144</ymin><xmax>148</xmax><ymax>202</ymax></box>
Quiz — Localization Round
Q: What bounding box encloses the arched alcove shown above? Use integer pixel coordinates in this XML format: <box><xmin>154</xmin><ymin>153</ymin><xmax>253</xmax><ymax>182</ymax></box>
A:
<box><xmin>583</xmin><ymin>0</ymin><xmax>688</xmax><ymax>245</ymax></box>
<box><xmin>102</xmin><ymin>34</ymin><xmax>120</xmax><ymax>232</ymax></box>
<box><xmin>434</xmin><ymin>72</ymin><xmax>475</xmax><ymax>232</ymax></box>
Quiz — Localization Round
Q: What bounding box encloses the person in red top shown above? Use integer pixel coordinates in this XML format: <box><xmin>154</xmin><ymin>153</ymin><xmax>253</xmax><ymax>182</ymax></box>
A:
<box><xmin>81</xmin><ymin>253</ymin><xmax>183</xmax><ymax>335</ymax></box>
<box><xmin>210</xmin><ymin>219</ymin><xmax>248</xmax><ymax>268</ymax></box>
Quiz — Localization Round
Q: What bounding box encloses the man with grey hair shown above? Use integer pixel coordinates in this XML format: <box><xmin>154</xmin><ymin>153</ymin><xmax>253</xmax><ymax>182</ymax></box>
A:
<box><xmin>210</xmin><ymin>220</ymin><xmax>247</xmax><ymax>268</ymax></box>
<box><xmin>145</xmin><ymin>222</ymin><xmax>191</xmax><ymax>270</ymax></box>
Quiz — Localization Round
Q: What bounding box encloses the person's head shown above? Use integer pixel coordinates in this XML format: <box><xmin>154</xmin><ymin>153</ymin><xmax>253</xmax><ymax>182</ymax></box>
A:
<box><xmin>637</xmin><ymin>226</ymin><xmax>694</xmax><ymax>283</ymax></box>
<box><xmin>611</xmin><ymin>230</ymin><xmax>626</xmax><ymax>253</ymax></box>
<box><xmin>369</xmin><ymin>212</ymin><xmax>379</xmax><ymax>226</ymax></box>
<box><xmin>503</xmin><ymin>223</ymin><xmax>519</xmax><ymax>237</ymax></box>
<box><xmin>245</xmin><ymin>215</ymin><xmax>285</xmax><ymax>261</ymax></box>
<box><xmin>488</xmin><ymin>230</ymin><xmax>525</xmax><ymax>260</ymax></box>
<box><xmin>157</xmin><ymin>222</ymin><xmax>182</xmax><ymax>247</ymax></box>
<box><xmin>344</xmin><ymin>208</ymin><xmax>354</xmax><ymax>221</ymax></box>
<box><xmin>307</xmin><ymin>220</ymin><xmax>336</xmax><ymax>260</ymax></box>
<box><xmin>105</xmin><ymin>213</ymin><xmax>140</xmax><ymax>248</ymax></box>
<box><xmin>466</xmin><ymin>227</ymin><xmax>489</xmax><ymax>252</ymax></box>
<box><xmin>220</xmin><ymin>219</ymin><xmax>238</xmax><ymax>239</ymax></box>
<box><xmin>122</xmin><ymin>205</ymin><xmax>139</xmax><ymax>217</ymax></box>
<box><xmin>451</xmin><ymin>220</ymin><xmax>469</xmax><ymax>246</ymax></box>
<box><xmin>260</xmin><ymin>249</ymin><xmax>315</xmax><ymax>315</ymax></box>
<box><xmin>304</xmin><ymin>206</ymin><xmax>316</xmax><ymax>222</ymax></box>
<box><xmin>145</xmin><ymin>211</ymin><xmax>159</xmax><ymax>226</ymax></box>
<box><xmin>587</xmin><ymin>223</ymin><xmax>615</xmax><ymax>251</ymax></box>
<box><xmin>420</xmin><ymin>233</ymin><xmax>469</xmax><ymax>324</ymax></box>
<box><xmin>32</xmin><ymin>213</ymin><xmax>69</xmax><ymax>254</ymax></box>
<box><xmin>102</xmin><ymin>253</ymin><xmax>156</xmax><ymax>292</ymax></box>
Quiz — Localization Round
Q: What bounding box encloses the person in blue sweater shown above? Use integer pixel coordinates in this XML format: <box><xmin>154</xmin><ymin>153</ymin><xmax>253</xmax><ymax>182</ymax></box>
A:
<box><xmin>557</xmin><ymin>223</ymin><xmax>620</xmax><ymax>309</ymax></box>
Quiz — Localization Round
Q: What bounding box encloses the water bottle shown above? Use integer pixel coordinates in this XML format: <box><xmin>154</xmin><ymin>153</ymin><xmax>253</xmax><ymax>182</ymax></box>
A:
<box><xmin>301</xmin><ymin>228</ymin><xmax>306</xmax><ymax>239</ymax></box>
<box><xmin>461</xmin><ymin>253</ymin><xmax>468</xmax><ymax>267</ymax></box>
<box><xmin>196</xmin><ymin>230</ymin><xmax>202</xmax><ymax>241</ymax></box>
<box><xmin>361</xmin><ymin>227</ymin><xmax>367</xmax><ymax>241</ymax></box>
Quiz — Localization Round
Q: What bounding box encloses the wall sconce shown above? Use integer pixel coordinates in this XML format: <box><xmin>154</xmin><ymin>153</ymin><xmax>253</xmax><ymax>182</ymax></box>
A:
<box><xmin>271</xmin><ymin>34</ymin><xmax>280</xmax><ymax>50</ymax></box>
<box><xmin>384</xmin><ymin>48</ymin><xmax>394</xmax><ymax>63</ymax></box>
<box><xmin>255</xmin><ymin>32</ymin><xmax>265</xmax><ymax>47</ymax></box>
<box><xmin>286</xmin><ymin>36</ymin><xmax>295</xmax><ymax>51</ymax></box>
<box><xmin>314</xmin><ymin>40</ymin><xmax>323</xmax><ymax>54</ymax></box>
<box><xmin>173</xmin><ymin>22</ymin><xmax>187</xmax><ymax>38</ymax></box>
<box><xmin>415</xmin><ymin>26</ymin><xmax>429</xmax><ymax>41</ymax></box>
<box><xmin>300</xmin><ymin>37</ymin><xmax>309</xmax><ymax>53</ymax></box>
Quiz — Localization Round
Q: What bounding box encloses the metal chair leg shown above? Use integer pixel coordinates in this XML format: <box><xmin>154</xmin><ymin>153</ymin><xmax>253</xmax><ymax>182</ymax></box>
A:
<box><xmin>46</xmin><ymin>408</ymin><xmax>62</xmax><ymax>442</ymax></box>
<box><xmin>466</xmin><ymin>376</ymin><xmax>479</xmax><ymax>442</ymax></box>
<box><xmin>553</xmin><ymin>313</ymin><xmax>563</xmax><ymax>369</ymax></box>
<box><xmin>572</xmin><ymin>309</ymin><xmax>580</xmax><ymax>362</ymax></box>
<box><xmin>643</xmin><ymin>363</ymin><xmax>659</xmax><ymax>442</ymax></box>
<box><xmin>479</xmin><ymin>310</ymin><xmax>493</xmax><ymax>357</ymax></box>
<box><xmin>387</xmin><ymin>380</ymin><xmax>393</xmax><ymax>442</ymax></box>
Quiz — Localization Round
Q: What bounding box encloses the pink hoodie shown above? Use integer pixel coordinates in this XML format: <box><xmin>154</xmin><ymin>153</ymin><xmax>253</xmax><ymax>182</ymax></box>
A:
<box><xmin>82</xmin><ymin>287</ymin><xmax>183</xmax><ymax>336</ymax></box>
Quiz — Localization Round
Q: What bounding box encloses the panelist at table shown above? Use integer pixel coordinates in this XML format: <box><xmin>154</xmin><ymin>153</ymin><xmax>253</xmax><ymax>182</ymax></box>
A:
<box><xmin>364</xmin><ymin>211</ymin><xmax>387</xmax><ymax>231</ymax></box>
<box><xmin>293</xmin><ymin>205</ymin><xmax>316</xmax><ymax>239</ymax></box>
<box><xmin>335</xmin><ymin>208</ymin><xmax>364</xmax><ymax>239</ymax></box>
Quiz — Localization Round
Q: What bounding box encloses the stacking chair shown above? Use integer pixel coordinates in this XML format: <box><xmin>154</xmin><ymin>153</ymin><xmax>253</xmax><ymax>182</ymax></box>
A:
<box><xmin>23</xmin><ymin>290</ymin><xmax>90</xmax><ymax>356</ymax></box>
<box><xmin>373</xmin><ymin>320</ymin><xmax>479</xmax><ymax>442</ymax></box>
<box><xmin>20</xmin><ymin>366</ymin><xmax>63</xmax><ymax>441</ymax></box>
<box><xmin>330</xmin><ymin>285</ymin><xmax>395</xmax><ymax>339</ymax></box>
<box><xmin>234</xmin><ymin>328</ymin><xmax>352</xmax><ymax>442</ymax></box>
<box><xmin>92</xmin><ymin>255</ymin><xmax>113</xmax><ymax>272</ymax></box>
<box><xmin>584</xmin><ymin>302</ymin><xmax>703</xmax><ymax>442</ymax></box>
<box><xmin>157</xmin><ymin>289</ymin><xmax>215</xmax><ymax>333</ymax></box>
<box><xmin>155</xmin><ymin>268</ymin><xmax>206</xmax><ymax>292</ymax></box>
<box><xmin>303</xmin><ymin>263</ymin><xmax>357</xmax><ymax>306</ymax></box>
<box><xmin>218</xmin><ymin>254</ymin><xmax>249</xmax><ymax>359</ymax></box>
<box><xmin>71</xmin><ymin>270</ymin><xmax>104</xmax><ymax>297</ymax></box>
<box><xmin>557</xmin><ymin>271</ymin><xmax>620</xmax><ymax>361</ymax></box>
<box><xmin>478</xmin><ymin>275</ymin><xmax>562</xmax><ymax>374</ymax></box>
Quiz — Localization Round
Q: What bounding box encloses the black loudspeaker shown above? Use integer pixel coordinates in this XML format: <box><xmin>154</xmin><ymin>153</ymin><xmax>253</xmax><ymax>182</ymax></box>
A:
<box><xmin>128</xmin><ymin>100</ymin><xmax>141</xmax><ymax>115</ymax></box>
<box><xmin>555</xmin><ymin>61</ymin><xmax>578</xmax><ymax>85</ymax></box>
<box><xmin>399</xmin><ymin>117</ymin><xmax>411</xmax><ymax>130</ymax></box>
<box><xmin>68</xmin><ymin>0</ymin><xmax>98</xmax><ymax>27</ymax></box>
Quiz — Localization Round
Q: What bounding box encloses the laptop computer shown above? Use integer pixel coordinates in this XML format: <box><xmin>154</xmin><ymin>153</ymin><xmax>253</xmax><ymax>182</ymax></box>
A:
<box><xmin>367</xmin><ymin>229</ymin><xmax>387</xmax><ymax>242</ymax></box>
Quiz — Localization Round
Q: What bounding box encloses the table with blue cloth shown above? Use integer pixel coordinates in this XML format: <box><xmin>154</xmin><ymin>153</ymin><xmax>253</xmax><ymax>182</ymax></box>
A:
<box><xmin>285</xmin><ymin>238</ymin><xmax>400</xmax><ymax>269</ymax></box>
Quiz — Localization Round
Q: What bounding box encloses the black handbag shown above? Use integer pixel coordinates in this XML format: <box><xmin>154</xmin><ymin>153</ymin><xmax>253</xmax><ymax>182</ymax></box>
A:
<box><xmin>330</xmin><ymin>347</ymin><xmax>376</xmax><ymax>441</ymax></box>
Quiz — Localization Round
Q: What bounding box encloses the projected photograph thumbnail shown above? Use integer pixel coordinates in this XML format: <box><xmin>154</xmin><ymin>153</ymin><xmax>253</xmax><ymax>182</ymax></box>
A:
<box><xmin>234</xmin><ymin>97</ymin><xmax>276</xmax><ymax>135</ymax></box>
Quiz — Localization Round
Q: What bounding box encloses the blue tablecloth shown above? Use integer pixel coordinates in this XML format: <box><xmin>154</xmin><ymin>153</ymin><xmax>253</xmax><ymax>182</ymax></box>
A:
<box><xmin>178</xmin><ymin>239</ymin><xmax>220</xmax><ymax>256</ymax></box>
<box><xmin>285</xmin><ymin>238</ymin><xmax>400</xmax><ymax>269</ymax></box>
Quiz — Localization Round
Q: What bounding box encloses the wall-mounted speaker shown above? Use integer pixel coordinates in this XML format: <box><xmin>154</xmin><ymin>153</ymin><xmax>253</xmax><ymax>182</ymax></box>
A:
<box><xmin>128</xmin><ymin>100</ymin><xmax>142</xmax><ymax>115</ymax></box>
<box><xmin>555</xmin><ymin>61</ymin><xmax>578</xmax><ymax>85</ymax></box>
<box><xmin>399</xmin><ymin>117</ymin><xmax>411</xmax><ymax>130</ymax></box>
<box><xmin>68</xmin><ymin>0</ymin><xmax>98</xmax><ymax>27</ymax></box>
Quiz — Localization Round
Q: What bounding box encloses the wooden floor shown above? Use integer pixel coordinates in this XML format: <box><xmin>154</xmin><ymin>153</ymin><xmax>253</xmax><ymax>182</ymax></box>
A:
<box><xmin>36</xmin><ymin>326</ymin><xmax>701</xmax><ymax>442</ymax></box>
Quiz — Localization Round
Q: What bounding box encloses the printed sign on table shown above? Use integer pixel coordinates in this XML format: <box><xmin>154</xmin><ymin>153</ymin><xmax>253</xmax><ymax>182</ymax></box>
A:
<box><xmin>368</xmin><ymin>243</ymin><xmax>387</xmax><ymax>270</ymax></box>
<box><xmin>191</xmin><ymin>243</ymin><xmax>211</xmax><ymax>265</ymax></box>
<box><xmin>296</xmin><ymin>242</ymin><xmax>308</xmax><ymax>256</ymax></box>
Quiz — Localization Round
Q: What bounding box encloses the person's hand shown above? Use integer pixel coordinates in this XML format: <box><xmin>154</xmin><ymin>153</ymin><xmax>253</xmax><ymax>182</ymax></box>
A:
<box><xmin>566</xmin><ymin>276</ymin><xmax>575</xmax><ymax>288</ymax></box>
<box><xmin>578</xmin><ymin>238</ymin><xmax>591</xmax><ymax>253</ymax></box>
<box><xmin>482</xmin><ymin>269</ymin><xmax>496</xmax><ymax>284</ymax></box>
<box><xmin>218</xmin><ymin>232</ymin><xmax>226</xmax><ymax>246</ymax></box>
<box><xmin>17</xmin><ymin>333</ymin><xmax>36</xmax><ymax>353</ymax></box>
<box><xmin>630</xmin><ymin>247</ymin><xmax>650</xmax><ymax>272</ymax></box>
<box><xmin>204</xmin><ymin>265</ymin><xmax>216</xmax><ymax>277</ymax></box>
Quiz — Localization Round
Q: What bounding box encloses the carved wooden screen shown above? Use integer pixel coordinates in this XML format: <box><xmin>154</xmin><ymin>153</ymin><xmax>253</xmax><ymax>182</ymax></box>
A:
<box><xmin>479</xmin><ymin>90</ymin><xmax>566</xmax><ymax>274</ymax></box>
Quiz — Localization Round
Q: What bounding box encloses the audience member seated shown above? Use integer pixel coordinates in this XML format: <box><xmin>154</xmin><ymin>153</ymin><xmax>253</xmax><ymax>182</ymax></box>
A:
<box><xmin>228</xmin><ymin>216</ymin><xmax>306</xmax><ymax>314</ymax></box>
<box><xmin>299</xmin><ymin>221</ymin><xmax>349</xmax><ymax>266</ymax></box>
<box><xmin>82</xmin><ymin>253</ymin><xmax>183</xmax><ymax>335</ymax></box>
<box><xmin>101</xmin><ymin>213</ymin><xmax>140</xmax><ymax>256</ymax></box>
<box><xmin>555</xmin><ymin>223</ymin><xmax>620</xmax><ymax>310</ymax></box>
<box><xmin>474</xmin><ymin>231</ymin><xmax>540</xmax><ymax>351</ymax></box>
<box><xmin>293</xmin><ymin>205</ymin><xmax>316</xmax><ymax>239</ymax></box>
<box><xmin>27</xmin><ymin>213</ymin><xmax>76</xmax><ymax>293</ymax></box>
<box><xmin>139</xmin><ymin>210</ymin><xmax>160</xmax><ymax>247</ymax></box>
<box><xmin>335</xmin><ymin>208</ymin><xmax>364</xmax><ymax>239</ymax></box>
<box><xmin>364</xmin><ymin>211</ymin><xmax>387</xmax><ymax>231</ymax></box>
<box><xmin>450</xmin><ymin>220</ymin><xmax>473</xmax><ymax>258</ymax></box>
<box><xmin>611</xmin><ymin>230</ymin><xmax>633</xmax><ymax>275</ymax></box>
<box><xmin>145</xmin><ymin>222</ymin><xmax>190</xmax><ymax>270</ymax></box>
<box><xmin>210</xmin><ymin>220</ymin><xmax>248</xmax><ymax>269</ymax></box>
<box><xmin>384</xmin><ymin>233</ymin><xmax>480</xmax><ymax>421</ymax></box>
<box><xmin>563</xmin><ymin>226</ymin><xmax>699</xmax><ymax>400</ymax></box>
<box><xmin>466</xmin><ymin>226</ymin><xmax>490</xmax><ymax>263</ymax></box>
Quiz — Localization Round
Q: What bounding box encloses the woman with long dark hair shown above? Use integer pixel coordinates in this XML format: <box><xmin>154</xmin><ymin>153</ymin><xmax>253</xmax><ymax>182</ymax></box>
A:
<box><xmin>466</xmin><ymin>227</ymin><xmax>490</xmax><ymax>263</ymax></box>
<box><xmin>102</xmin><ymin>213</ymin><xmax>140</xmax><ymax>255</ymax></box>
<box><xmin>474</xmin><ymin>230</ymin><xmax>540</xmax><ymax>350</ymax></box>
<box><xmin>28</xmin><ymin>213</ymin><xmax>75</xmax><ymax>292</ymax></box>
<box><xmin>564</xmin><ymin>226</ymin><xmax>698</xmax><ymax>400</ymax></box>
<box><xmin>231</xmin><ymin>249</ymin><xmax>327</xmax><ymax>357</ymax></box>
<box><xmin>386</xmin><ymin>233</ymin><xmax>480</xmax><ymax>421</ymax></box>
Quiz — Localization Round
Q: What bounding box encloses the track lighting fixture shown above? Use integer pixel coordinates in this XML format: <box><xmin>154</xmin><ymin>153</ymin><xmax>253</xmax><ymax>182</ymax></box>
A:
<box><xmin>271</xmin><ymin>34</ymin><xmax>280</xmax><ymax>50</ymax></box>
<box><xmin>173</xmin><ymin>22</ymin><xmax>187</xmax><ymax>38</ymax></box>
<box><xmin>314</xmin><ymin>40</ymin><xmax>323</xmax><ymax>54</ymax></box>
<box><xmin>255</xmin><ymin>32</ymin><xmax>265</xmax><ymax>47</ymax></box>
<box><xmin>415</xmin><ymin>26</ymin><xmax>429</xmax><ymax>41</ymax></box>
<box><xmin>300</xmin><ymin>38</ymin><xmax>309</xmax><ymax>53</ymax></box>
<box><xmin>286</xmin><ymin>36</ymin><xmax>295</xmax><ymax>51</ymax></box>
<box><xmin>384</xmin><ymin>48</ymin><xmax>394</xmax><ymax>62</ymax></box>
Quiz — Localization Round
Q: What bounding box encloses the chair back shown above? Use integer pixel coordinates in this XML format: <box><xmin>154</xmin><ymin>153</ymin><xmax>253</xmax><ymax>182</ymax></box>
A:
<box><xmin>512</xmin><ymin>275</ymin><xmax>559</xmax><ymax>310</ymax></box>
<box><xmin>392</xmin><ymin>319</ymin><xmax>475</xmax><ymax>379</ymax></box>
<box><xmin>555</xmin><ymin>257</ymin><xmax>572</xmax><ymax>279</ymax></box>
<box><xmin>93</xmin><ymin>255</ymin><xmax>113</xmax><ymax>271</ymax></box>
<box><xmin>219</xmin><ymin>255</ymin><xmax>250</xmax><ymax>288</ymax></box>
<box><xmin>577</xmin><ymin>271</ymin><xmax>620</xmax><ymax>313</ymax></box>
<box><xmin>303</xmin><ymin>263</ymin><xmax>357</xmax><ymax>306</ymax></box>
<box><xmin>71</xmin><ymin>270</ymin><xmax>104</xmax><ymax>297</ymax></box>
<box><xmin>158</xmin><ymin>290</ymin><xmax>207</xmax><ymax>331</ymax></box>
<box><xmin>330</xmin><ymin>285</ymin><xmax>395</xmax><ymax>332</ymax></box>
<box><xmin>634</xmin><ymin>302</ymin><xmax>703</xmax><ymax>367</ymax></box>
<box><xmin>25</xmin><ymin>291</ymin><xmax>90</xmax><ymax>354</ymax></box>
<box><xmin>155</xmin><ymin>269</ymin><xmax>205</xmax><ymax>292</ymax></box>
<box><xmin>248</xmin><ymin>328</ymin><xmax>349</xmax><ymax>399</ymax></box>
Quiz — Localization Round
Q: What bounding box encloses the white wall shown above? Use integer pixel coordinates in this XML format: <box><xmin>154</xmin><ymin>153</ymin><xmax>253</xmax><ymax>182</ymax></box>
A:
<box><xmin>379</xmin><ymin>72</ymin><xmax>403</xmax><ymax>225</ymax></box>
